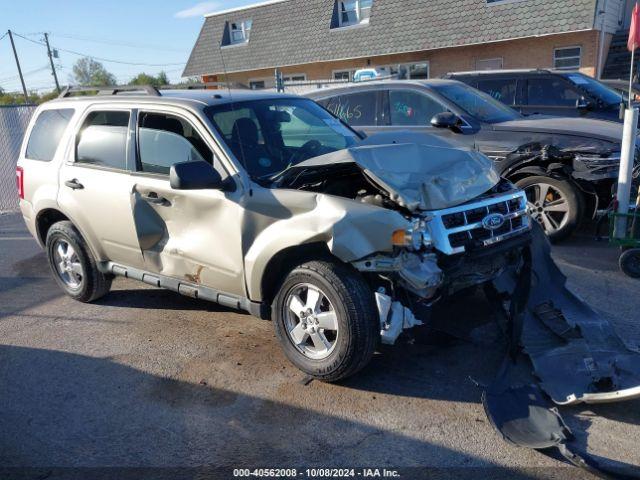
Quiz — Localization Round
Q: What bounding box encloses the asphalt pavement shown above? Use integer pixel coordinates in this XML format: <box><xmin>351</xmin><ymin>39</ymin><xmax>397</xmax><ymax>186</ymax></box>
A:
<box><xmin>0</xmin><ymin>212</ymin><xmax>638</xmax><ymax>479</ymax></box>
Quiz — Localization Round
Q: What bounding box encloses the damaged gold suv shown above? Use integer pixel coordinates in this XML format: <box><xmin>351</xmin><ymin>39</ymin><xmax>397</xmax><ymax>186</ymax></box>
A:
<box><xmin>13</xmin><ymin>85</ymin><xmax>577</xmax><ymax>382</ymax></box>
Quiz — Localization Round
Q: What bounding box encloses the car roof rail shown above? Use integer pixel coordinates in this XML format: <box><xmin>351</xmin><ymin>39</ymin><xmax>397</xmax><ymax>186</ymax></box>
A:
<box><xmin>58</xmin><ymin>84</ymin><xmax>161</xmax><ymax>98</ymax></box>
<box><xmin>58</xmin><ymin>82</ymin><xmax>251</xmax><ymax>99</ymax></box>
<box><xmin>160</xmin><ymin>82</ymin><xmax>250</xmax><ymax>90</ymax></box>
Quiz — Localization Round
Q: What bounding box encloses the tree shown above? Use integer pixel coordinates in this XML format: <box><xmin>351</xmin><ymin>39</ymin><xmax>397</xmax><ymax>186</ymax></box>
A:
<box><xmin>72</xmin><ymin>57</ymin><xmax>116</xmax><ymax>86</ymax></box>
<box><xmin>128</xmin><ymin>71</ymin><xmax>170</xmax><ymax>87</ymax></box>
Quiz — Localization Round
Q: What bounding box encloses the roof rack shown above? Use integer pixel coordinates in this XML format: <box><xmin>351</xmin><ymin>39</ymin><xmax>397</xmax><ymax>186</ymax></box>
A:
<box><xmin>444</xmin><ymin>68</ymin><xmax>552</xmax><ymax>77</ymax></box>
<box><xmin>58</xmin><ymin>82</ymin><xmax>250</xmax><ymax>99</ymax></box>
<box><xmin>58</xmin><ymin>85</ymin><xmax>161</xmax><ymax>98</ymax></box>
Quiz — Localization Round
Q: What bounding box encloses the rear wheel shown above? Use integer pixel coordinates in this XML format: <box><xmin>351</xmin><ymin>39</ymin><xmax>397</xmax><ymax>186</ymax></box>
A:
<box><xmin>46</xmin><ymin>221</ymin><xmax>112</xmax><ymax>302</ymax></box>
<box><xmin>619</xmin><ymin>248</ymin><xmax>640</xmax><ymax>278</ymax></box>
<box><xmin>516</xmin><ymin>175</ymin><xmax>581</xmax><ymax>242</ymax></box>
<box><xmin>272</xmin><ymin>261</ymin><xmax>378</xmax><ymax>382</ymax></box>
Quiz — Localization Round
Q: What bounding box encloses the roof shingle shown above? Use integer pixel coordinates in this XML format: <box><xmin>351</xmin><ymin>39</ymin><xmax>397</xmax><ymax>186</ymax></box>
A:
<box><xmin>183</xmin><ymin>0</ymin><xmax>597</xmax><ymax>76</ymax></box>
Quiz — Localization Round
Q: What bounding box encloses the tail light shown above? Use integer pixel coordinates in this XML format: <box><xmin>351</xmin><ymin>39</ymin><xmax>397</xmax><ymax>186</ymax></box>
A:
<box><xmin>16</xmin><ymin>166</ymin><xmax>24</xmax><ymax>199</ymax></box>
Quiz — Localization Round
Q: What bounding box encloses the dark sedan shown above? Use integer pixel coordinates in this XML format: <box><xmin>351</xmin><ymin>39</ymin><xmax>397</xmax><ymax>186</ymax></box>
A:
<box><xmin>306</xmin><ymin>79</ymin><xmax>635</xmax><ymax>240</ymax></box>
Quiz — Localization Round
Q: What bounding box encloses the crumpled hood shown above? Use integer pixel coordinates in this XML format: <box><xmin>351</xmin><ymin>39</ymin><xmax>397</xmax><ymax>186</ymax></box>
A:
<box><xmin>294</xmin><ymin>132</ymin><xmax>500</xmax><ymax>211</ymax></box>
<box><xmin>493</xmin><ymin>115</ymin><xmax>623</xmax><ymax>144</ymax></box>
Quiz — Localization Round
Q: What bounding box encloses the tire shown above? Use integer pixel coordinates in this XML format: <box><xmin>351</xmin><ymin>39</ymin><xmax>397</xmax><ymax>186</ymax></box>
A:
<box><xmin>619</xmin><ymin>248</ymin><xmax>640</xmax><ymax>278</ymax></box>
<box><xmin>272</xmin><ymin>260</ymin><xmax>378</xmax><ymax>382</ymax></box>
<box><xmin>515</xmin><ymin>175</ymin><xmax>582</xmax><ymax>242</ymax></box>
<box><xmin>46</xmin><ymin>220</ymin><xmax>112</xmax><ymax>302</ymax></box>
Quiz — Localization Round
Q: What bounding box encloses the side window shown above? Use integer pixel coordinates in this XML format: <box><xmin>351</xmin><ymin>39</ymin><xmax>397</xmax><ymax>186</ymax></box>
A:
<box><xmin>137</xmin><ymin>112</ymin><xmax>214</xmax><ymax>175</ymax></box>
<box><xmin>527</xmin><ymin>77</ymin><xmax>580</xmax><ymax>107</ymax></box>
<box><xmin>76</xmin><ymin>111</ymin><xmax>130</xmax><ymax>169</ymax></box>
<box><xmin>389</xmin><ymin>90</ymin><xmax>445</xmax><ymax>126</ymax></box>
<box><xmin>321</xmin><ymin>92</ymin><xmax>377</xmax><ymax>126</ymax></box>
<box><xmin>476</xmin><ymin>78</ymin><xmax>517</xmax><ymax>105</ymax></box>
<box><xmin>26</xmin><ymin>109</ymin><xmax>74</xmax><ymax>161</ymax></box>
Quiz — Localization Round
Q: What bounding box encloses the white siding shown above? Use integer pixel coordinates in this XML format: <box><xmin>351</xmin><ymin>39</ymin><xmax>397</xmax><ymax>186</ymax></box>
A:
<box><xmin>597</xmin><ymin>0</ymin><xmax>624</xmax><ymax>33</ymax></box>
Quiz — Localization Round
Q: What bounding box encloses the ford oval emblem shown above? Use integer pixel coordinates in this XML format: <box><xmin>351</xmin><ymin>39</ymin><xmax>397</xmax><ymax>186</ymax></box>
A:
<box><xmin>482</xmin><ymin>213</ymin><xmax>506</xmax><ymax>231</ymax></box>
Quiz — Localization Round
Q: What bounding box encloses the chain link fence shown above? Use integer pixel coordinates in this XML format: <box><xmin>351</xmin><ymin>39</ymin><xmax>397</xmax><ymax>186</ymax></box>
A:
<box><xmin>0</xmin><ymin>104</ymin><xmax>36</xmax><ymax>213</ymax></box>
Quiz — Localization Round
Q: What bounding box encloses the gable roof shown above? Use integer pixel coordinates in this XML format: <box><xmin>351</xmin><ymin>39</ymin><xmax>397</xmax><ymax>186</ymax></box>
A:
<box><xmin>183</xmin><ymin>0</ymin><xmax>598</xmax><ymax>77</ymax></box>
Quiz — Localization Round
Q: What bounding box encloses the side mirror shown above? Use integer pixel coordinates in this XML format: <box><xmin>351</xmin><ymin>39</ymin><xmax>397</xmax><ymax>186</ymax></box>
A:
<box><xmin>170</xmin><ymin>161</ymin><xmax>224</xmax><ymax>190</ymax></box>
<box><xmin>576</xmin><ymin>96</ymin><xmax>592</xmax><ymax>110</ymax></box>
<box><xmin>431</xmin><ymin>112</ymin><xmax>461</xmax><ymax>132</ymax></box>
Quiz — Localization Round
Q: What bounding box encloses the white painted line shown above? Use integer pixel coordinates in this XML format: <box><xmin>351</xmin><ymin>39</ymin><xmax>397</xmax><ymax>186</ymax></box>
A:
<box><xmin>0</xmin><ymin>236</ymin><xmax>36</xmax><ymax>241</ymax></box>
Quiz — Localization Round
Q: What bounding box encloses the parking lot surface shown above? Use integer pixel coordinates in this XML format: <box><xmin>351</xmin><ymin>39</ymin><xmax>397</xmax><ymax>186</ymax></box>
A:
<box><xmin>1</xmin><ymin>212</ymin><xmax>638</xmax><ymax>479</ymax></box>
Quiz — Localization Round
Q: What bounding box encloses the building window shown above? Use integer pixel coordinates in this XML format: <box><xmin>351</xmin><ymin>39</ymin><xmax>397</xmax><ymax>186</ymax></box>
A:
<box><xmin>476</xmin><ymin>57</ymin><xmax>503</xmax><ymax>70</ymax></box>
<box><xmin>554</xmin><ymin>46</ymin><xmax>581</xmax><ymax>70</ymax></box>
<box><xmin>375</xmin><ymin>62</ymin><xmax>429</xmax><ymax>80</ymax></box>
<box><xmin>338</xmin><ymin>0</ymin><xmax>372</xmax><ymax>27</ymax></box>
<box><xmin>283</xmin><ymin>74</ymin><xmax>307</xmax><ymax>82</ymax></box>
<box><xmin>230</xmin><ymin>19</ymin><xmax>252</xmax><ymax>44</ymax></box>
<box><xmin>249</xmin><ymin>80</ymin><xmax>265</xmax><ymax>90</ymax></box>
<box><xmin>333</xmin><ymin>70</ymin><xmax>353</xmax><ymax>81</ymax></box>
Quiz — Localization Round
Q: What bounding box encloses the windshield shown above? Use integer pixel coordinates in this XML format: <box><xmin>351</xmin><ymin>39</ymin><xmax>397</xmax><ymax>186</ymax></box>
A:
<box><xmin>206</xmin><ymin>98</ymin><xmax>359</xmax><ymax>180</ymax></box>
<box><xmin>431</xmin><ymin>82</ymin><xmax>521</xmax><ymax>123</ymax></box>
<box><xmin>563</xmin><ymin>73</ymin><xmax>623</xmax><ymax>106</ymax></box>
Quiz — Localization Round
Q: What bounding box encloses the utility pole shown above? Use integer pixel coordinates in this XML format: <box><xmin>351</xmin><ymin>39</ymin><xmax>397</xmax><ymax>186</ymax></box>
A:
<box><xmin>44</xmin><ymin>33</ymin><xmax>60</xmax><ymax>93</ymax></box>
<box><xmin>7</xmin><ymin>30</ymin><xmax>29</xmax><ymax>103</ymax></box>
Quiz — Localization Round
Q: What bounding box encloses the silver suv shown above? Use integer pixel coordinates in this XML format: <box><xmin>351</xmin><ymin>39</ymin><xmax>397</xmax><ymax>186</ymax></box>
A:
<box><xmin>16</xmin><ymin>86</ymin><xmax>531</xmax><ymax>381</ymax></box>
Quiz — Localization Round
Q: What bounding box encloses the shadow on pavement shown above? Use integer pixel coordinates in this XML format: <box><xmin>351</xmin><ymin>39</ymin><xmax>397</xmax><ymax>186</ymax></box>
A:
<box><xmin>94</xmin><ymin>288</ymin><xmax>248</xmax><ymax>315</ymax></box>
<box><xmin>0</xmin><ymin>344</ymin><xmax>551</xmax><ymax>479</ymax></box>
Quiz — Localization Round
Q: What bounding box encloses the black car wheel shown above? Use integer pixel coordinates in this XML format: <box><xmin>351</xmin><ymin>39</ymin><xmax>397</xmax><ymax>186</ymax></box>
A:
<box><xmin>46</xmin><ymin>221</ymin><xmax>112</xmax><ymax>302</ymax></box>
<box><xmin>516</xmin><ymin>176</ymin><xmax>581</xmax><ymax>242</ymax></box>
<box><xmin>619</xmin><ymin>248</ymin><xmax>640</xmax><ymax>278</ymax></box>
<box><xmin>272</xmin><ymin>261</ymin><xmax>378</xmax><ymax>382</ymax></box>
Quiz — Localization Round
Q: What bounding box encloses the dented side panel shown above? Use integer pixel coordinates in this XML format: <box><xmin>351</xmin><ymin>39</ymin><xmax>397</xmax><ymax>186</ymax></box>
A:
<box><xmin>131</xmin><ymin>175</ymin><xmax>246</xmax><ymax>296</ymax></box>
<box><xmin>242</xmin><ymin>187</ymin><xmax>410</xmax><ymax>301</ymax></box>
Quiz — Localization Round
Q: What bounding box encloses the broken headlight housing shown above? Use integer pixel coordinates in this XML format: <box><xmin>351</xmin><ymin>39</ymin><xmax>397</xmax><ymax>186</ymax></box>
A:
<box><xmin>392</xmin><ymin>220</ymin><xmax>433</xmax><ymax>251</ymax></box>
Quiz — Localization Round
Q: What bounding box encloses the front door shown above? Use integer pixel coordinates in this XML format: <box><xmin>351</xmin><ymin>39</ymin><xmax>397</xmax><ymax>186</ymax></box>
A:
<box><xmin>128</xmin><ymin>108</ymin><xmax>246</xmax><ymax>297</ymax></box>
<box><xmin>380</xmin><ymin>88</ymin><xmax>476</xmax><ymax>148</ymax></box>
<box><xmin>58</xmin><ymin>108</ymin><xmax>145</xmax><ymax>268</ymax></box>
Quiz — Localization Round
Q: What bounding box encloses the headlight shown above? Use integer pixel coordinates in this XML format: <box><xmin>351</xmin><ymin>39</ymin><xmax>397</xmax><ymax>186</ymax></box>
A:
<box><xmin>392</xmin><ymin>228</ymin><xmax>423</xmax><ymax>250</ymax></box>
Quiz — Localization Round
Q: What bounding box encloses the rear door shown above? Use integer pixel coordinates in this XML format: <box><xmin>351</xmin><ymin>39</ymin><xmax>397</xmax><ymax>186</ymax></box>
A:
<box><xmin>316</xmin><ymin>89</ymin><xmax>381</xmax><ymax>135</ymax></box>
<box><xmin>521</xmin><ymin>75</ymin><xmax>582</xmax><ymax>117</ymax></box>
<box><xmin>475</xmin><ymin>76</ymin><xmax>520</xmax><ymax>111</ymax></box>
<box><xmin>129</xmin><ymin>107</ymin><xmax>246</xmax><ymax>297</ymax></box>
<box><xmin>58</xmin><ymin>107</ymin><xmax>144</xmax><ymax>268</ymax></box>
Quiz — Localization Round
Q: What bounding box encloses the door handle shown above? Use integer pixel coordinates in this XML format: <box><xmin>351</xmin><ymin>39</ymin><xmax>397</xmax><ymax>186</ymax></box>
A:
<box><xmin>64</xmin><ymin>179</ymin><xmax>84</xmax><ymax>190</ymax></box>
<box><xmin>141</xmin><ymin>192</ymin><xmax>169</xmax><ymax>205</ymax></box>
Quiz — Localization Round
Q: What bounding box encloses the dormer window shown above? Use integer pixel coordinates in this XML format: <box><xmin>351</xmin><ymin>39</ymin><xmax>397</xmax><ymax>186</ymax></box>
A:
<box><xmin>230</xmin><ymin>19</ymin><xmax>252</xmax><ymax>44</ymax></box>
<box><xmin>338</xmin><ymin>0</ymin><xmax>372</xmax><ymax>27</ymax></box>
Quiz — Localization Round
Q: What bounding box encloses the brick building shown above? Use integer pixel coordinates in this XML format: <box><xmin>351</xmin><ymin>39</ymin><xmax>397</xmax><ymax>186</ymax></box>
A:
<box><xmin>183</xmin><ymin>0</ymin><xmax>632</xmax><ymax>88</ymax></box>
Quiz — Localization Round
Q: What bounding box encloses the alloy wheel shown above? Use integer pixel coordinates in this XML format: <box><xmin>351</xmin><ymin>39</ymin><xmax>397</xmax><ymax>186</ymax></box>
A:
<box><xmin>524</xmin><ymin>182</ymin><xmax>570</xmax><ymax>234</ymax></box>
<box><xmin>283</xmin><ymin>283</ymin><xmax>339</xmax><ymax>360</ymax></box>
<box><xmin>52</xmin><ymin>239</ymin><xmax>84</xmax><ymax>290</ymax></box>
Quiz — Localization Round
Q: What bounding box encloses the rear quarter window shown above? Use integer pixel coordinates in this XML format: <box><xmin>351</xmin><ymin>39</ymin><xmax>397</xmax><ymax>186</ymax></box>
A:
<box><xmin>25</xmin><ymin>109</ymin><xmax>75</xmax><ymax>161</ymax></box>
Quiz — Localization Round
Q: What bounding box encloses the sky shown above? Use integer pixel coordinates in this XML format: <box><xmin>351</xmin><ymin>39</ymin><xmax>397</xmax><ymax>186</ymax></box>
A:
<box><xmin>0</xmin><ymin>0</ymin><xmax>259</xmax><ymax>93</ymax></box>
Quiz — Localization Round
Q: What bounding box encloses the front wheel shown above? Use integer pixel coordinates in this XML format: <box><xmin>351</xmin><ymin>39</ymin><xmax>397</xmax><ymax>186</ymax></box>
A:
<box><xmin>515</xmin><ymin>175</ymin><xmax>582</xmax><ymax>242</ymax></box>
<box><xmin>272</xmin><ymin>261</ymin><xmax>379</xmax><ymax>382</ymax></box>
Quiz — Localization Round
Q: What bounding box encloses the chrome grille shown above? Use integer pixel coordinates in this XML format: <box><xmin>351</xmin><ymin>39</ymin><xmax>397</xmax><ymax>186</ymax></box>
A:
<box><xmin>427</xmin><ymin>190</ymin><xmax>530</xmax><ymax>255</ymax></box>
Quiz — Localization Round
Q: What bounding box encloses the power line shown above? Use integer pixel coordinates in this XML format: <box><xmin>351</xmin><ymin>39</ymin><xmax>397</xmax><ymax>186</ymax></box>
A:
<box><xmin>48</xmin><ymin>32</ymin><xmax>187</xmax><ymax>53</ymax></box>
<box><xmin>12</xmin><ymin>31</ymin><xmax>186</xmax><ymax>67</ymax></box>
